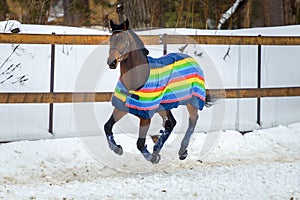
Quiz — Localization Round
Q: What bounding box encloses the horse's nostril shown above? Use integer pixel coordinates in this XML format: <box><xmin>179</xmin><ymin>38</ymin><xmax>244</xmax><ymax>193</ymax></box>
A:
<box><xmin>108</xmin><ymin>59</ymin><xmax>117</xmax><ymax>68</ymax></box>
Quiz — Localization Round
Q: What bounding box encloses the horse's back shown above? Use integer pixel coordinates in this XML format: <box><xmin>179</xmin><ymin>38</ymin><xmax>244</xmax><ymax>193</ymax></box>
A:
<box><xmin>146</xmin><ymin>52</ymin><xmax>205</xmax><ymax>91</ymax></box>
<box><xmin>145</xmin><ymin>53</ymin><xmax>206</xmax><ymax>111</ymax></box>
<box><xmin>147</xmin><ymin>53</ymin><xmax>200</xmax><ymax>70</ymax></box>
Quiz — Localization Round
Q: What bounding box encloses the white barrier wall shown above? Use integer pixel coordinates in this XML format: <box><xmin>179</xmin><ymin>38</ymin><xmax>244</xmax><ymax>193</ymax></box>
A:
<box><xmin>0</xmin><ymin>24</ymin><xmax>300</xmax><ymax>141</ymax></box>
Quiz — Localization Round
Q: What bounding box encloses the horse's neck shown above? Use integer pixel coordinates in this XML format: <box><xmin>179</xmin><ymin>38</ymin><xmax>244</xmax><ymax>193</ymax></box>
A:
<box><xmin>120</xmin><ymin>50</ymin><xmax>149</xmax><ymax>91</ymax></box>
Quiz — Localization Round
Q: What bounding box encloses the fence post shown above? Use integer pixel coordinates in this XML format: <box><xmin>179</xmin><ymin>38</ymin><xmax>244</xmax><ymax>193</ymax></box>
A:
<box><xmin>163</xmin><ymin>34</ymin><xmax>167</xmax><ymax>55</ymax></box>
<box><xmin>48</xmin><ymin>32</ymin><xmax>55</xmax><ymax>135</ymax></box>
<box><xmin>257</xmin><ymin>35</ymin><xmax>262</xmax><ymax>126</ymax></box>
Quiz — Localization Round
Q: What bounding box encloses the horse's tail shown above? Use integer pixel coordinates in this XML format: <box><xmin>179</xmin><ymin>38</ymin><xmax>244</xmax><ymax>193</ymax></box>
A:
<box><xmin>204</xmin><ymin>91</ymin><xmax>221</xmax><ymax>108</ymax></box>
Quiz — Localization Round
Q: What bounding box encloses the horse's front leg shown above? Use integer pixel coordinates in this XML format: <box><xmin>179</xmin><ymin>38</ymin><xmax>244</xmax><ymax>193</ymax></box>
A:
<box><xmin>137</xmin><ymin>118</ymin><xmax>161</xmax><ymax>164</ymax></box>
<box><xmin>104</xmin><ymin>108</ymin><xmax>127</xmax><ymax>155</ymax></box>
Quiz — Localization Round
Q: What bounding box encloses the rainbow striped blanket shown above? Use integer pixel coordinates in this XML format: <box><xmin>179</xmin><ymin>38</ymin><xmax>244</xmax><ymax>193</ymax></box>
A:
<box><xmin>112</xmin><ymin>53</ymin><xmax>206</xmax><ymax>118</ymax></box>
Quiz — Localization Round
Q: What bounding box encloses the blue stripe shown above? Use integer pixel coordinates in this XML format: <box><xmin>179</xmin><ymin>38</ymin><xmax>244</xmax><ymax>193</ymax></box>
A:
<box><xmin>144</xmin><ymin>67</ymin><xmax>203</xmax><ymax>90</ymax></box>
<box><xmin>148</xmin><ymin>53</ymin><xmax>191</xmax><ymax>68</ymax></box>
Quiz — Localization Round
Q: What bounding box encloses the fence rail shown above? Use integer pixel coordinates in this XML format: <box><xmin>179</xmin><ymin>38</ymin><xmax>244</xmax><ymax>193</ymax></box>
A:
<box><xmin>0</xmin><ymin>87</ymin><xmax>300</xmax><ymax>104</ymax></box>
<box><xmin>1</xmin><ymin>33</ymin><xmax>300</xmax><ymax>45</ymax></box>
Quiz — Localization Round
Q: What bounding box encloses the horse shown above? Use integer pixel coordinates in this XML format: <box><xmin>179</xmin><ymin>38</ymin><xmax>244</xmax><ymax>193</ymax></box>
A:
<box><xmin>104</xmin><ymin>19</ymin><xmax>209</xmax><ymax>164</ymax></box>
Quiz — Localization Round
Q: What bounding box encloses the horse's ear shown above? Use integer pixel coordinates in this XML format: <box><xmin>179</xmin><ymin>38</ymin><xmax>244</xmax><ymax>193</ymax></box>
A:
<box><xmin>124</xmin><ymin>18</ymin><xmax>129</xmax><ymax>30</ymax></box>
<box><xmin>110</xmin><ymin>20</ymin><xmax>116</xmax><ymax>30</ymax></box>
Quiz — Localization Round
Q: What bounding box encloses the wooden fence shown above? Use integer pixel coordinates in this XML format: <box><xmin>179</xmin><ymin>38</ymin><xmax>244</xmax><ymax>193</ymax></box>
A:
<box><xmin>0</xmin><ymin>88</ymin><xmax>300</xmax><ymax>104</ymax></box>
<box><xmin>1</xmin><ymin>33</ymin><xmax>300</xmax><ymax>133</ymax></box>
<box><xmin>1</xmin><ymin>33</ymin><xmax>300</xmax><ymax>45</ymax></box>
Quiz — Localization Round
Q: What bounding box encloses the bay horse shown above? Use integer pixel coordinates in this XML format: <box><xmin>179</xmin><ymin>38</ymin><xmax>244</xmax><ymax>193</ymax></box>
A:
<box><xmin>104</xmin><ymin>19</ymin><xmax>208</xmax><ymax>164</ymax></box>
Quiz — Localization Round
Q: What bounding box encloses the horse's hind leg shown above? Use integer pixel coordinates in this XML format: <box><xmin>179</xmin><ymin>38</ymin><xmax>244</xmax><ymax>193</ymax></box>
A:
<box><xmin>104</xmin><ymin>108</ymin><xmax>127</xmax><ymax>155</ymax></box>
<box><xmin>179</xmin><ymin>103</ymin><xmax>199</xmax><ymax>160</ymax></box>
<box><xmin>137</xmin><ymin>118</ymin><xmax>161</xmax><ymax>164</ymax></box>
<box><xmin>153</xmin><ymin>110</ymin><xmax>177</xmax><ymax>154</ymax></box>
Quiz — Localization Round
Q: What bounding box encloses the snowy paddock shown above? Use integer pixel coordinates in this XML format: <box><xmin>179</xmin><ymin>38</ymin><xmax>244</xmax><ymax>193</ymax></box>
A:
<box><xmin>1</xmin><ymin>22</ymin><xmax>300</xmax><ymax>199</ymax></box>
<box><xmin>0</xmin><ymin>123</ymin><xmax>299</xmax><ymax>199</ymax></box>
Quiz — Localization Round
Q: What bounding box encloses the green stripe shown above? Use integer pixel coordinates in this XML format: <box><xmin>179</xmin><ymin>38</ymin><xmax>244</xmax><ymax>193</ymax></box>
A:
<box><xmin>137</xmin><ymin>82</ymin><xmax>205</xmax><ymax>102</ymax></box>
<box><xmin>148</xmin><ymin>60</ymin><xmax>199</xmax><ymax>81</ymax></box>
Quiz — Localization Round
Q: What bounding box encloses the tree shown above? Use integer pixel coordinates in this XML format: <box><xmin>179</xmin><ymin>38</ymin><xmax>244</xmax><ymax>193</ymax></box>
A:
<box><xmin>159</xmin><ymin>0</ymin><xmax>237</xmax><ymax>29</ymax></box>
<box><xmin>91</xmin><ymin>0</ymin><xmax>114</xmax><ymax>27</ymax></box>
<box><xmin>63</xmin><ymin>0</ymin><xmax>90</xmax><ymax>26</ymax></box>
<box><xmin>0</xmin><ymin>0</ymin><xmax>10</xmax><ymax>21</ymax></box>
<box><xmin>12</xmin><ymin>0</ymin><xmax>51</xmax><ymax>24</ymax></box>
<box><xmin>217</xmin><ymin>0</ymin><xmax>244</xmax><ymax>29</ymax></box>
<box><xmin>117</xmin><ymin>0</ymin><xmax>164</xmax><ymax>29</ymax></box>
<box><xmin>120</xmin><ymin>0</ymin><xmax>151</xmax><ymax>29</ymax></box>
<box><xmin>283</xmin><ymin>0</ymin><xmax>300</xmax><ymax>25</ymax></box>
<box><xmin>249</xmin><ymin>0</ymin><xmax>300</xmax><ymax>27</ymax></box>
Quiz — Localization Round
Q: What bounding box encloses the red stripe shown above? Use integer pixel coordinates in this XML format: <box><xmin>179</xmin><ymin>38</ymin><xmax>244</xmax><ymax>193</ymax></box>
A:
<box><xmin>193</xmin><ymin>92</ymin><xmax>206</xmax><ymax>101</ymax></box>
<box><xmin>137</xmin><ymin>74</ymin><xmax>204</xmax><ymax>93</ymax></box>
<box><xmin>138</xmin><ymin>85</ymin><xmax>165</xmax><ymax>93</ymax></box>
<box><xmin>126</xmin><ymin>103</ymin><xmax>159</xmax><ymax>110</ymax></box>
<box><xmin>126</xmin><ymin>92</ymin><xmax>205</xmax><ymax>110</ymax></box>
<box><xmin>168</xmin><ymin>73</ymin><xmax>204</xmax><ymax>84</ymax></box>
<box><xmin>161</xmin><ymin>94</ymin><xmax>193</xmax><ymax>103</ymax></box>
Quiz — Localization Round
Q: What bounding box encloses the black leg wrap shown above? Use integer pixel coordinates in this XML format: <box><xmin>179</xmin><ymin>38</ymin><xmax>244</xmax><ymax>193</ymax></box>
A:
<box><xmin>104</xmin><ymin>115</ymin><xmax>123</xmax><ymax>155</ymax></box>
<box><xmin>164</xmin><ymin>112</ymin><xmax>177</xmax><ymax>132</ymax></box>
<box><xmin>104</xmin><ymin>115</ymin><xmax>116</xmax><ymax>136</ymax></box>
<box><xmin>137</xmin><ymin>138</ymin><xmax>146</xmax><ymax>151</ymax></box>
<box><xmin>165</xmin><ymin>118</ymin><xmax>177</xmax><ymax>132</ymax></box>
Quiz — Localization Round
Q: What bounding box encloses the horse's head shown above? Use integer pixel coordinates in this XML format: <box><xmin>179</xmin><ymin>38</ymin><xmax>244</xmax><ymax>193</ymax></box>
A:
<box><xmin>107</xmin><ymin>19</ymin><xmax>132</xmax><ymax>69</ymax></box>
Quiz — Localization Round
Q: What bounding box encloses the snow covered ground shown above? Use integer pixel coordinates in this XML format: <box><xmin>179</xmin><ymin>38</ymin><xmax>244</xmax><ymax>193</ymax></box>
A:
<box><xmin>0</xmin><ymin>123</ymin><xmax>299</xmax><ymax>199</ymax></box>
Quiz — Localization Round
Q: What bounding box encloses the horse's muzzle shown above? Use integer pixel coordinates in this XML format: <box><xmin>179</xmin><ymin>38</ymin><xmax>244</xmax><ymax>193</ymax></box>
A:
<box><xmin>107</xmin><ymin>59</ymin><xmax>117</xmax><ymax>69</ymax></box>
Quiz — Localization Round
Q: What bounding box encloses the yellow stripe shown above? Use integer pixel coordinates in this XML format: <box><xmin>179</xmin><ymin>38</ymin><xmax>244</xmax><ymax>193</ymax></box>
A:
<box><xmin>149</xmin><ymin>57</ymin><xmax>196</xmax><ymax>75</ymax></box>
<box><xmin>115</xmin><ymin>92</ymin><xmax>126</xmax><ymax>102</ymax></box>
<box><xmin>130</xmin><ymin>77</ymin><xmax>204</xmax><ymax>98</ymax></box>
<box><xmin>167</xmin><ymin>77</ymin><xmax>204</xmax><ymax>90</ymax></box>
<box><xmin>130</xmin><ymin>90</ymin><xmax>162</xmax><ymax>98</ymax></box>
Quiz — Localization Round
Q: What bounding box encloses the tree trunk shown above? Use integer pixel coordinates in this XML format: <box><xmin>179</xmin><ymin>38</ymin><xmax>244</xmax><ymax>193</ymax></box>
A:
<box><xmin>122</xmin><ymin>0</ymin><xmax>155</xmax><ymax>29</ymax></box>
<box><xmin>283</xmin><ymin>0</ymin><xmax>300</xmax><ymax>24</ymax></box>
<box><xmin>0</xmin><ymin>0</ymin><xmax>10</xmax><ymax>21</ymax></box>
<box><xmin>243</xmin><ymin>0</ymin><xmax>252</xmax><ymax>28</ymax></box>
<box><xmin>150</xmin><ymin>0</ymin><xmax>161</xmax><ymax>28</ymax></box>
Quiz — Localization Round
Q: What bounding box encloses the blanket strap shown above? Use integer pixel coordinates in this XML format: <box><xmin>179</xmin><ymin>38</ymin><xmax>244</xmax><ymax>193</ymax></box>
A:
<box><xmin>120</xmin><ymin>89</ymin><xmax>140</xmax><ymax>100</ymax></box>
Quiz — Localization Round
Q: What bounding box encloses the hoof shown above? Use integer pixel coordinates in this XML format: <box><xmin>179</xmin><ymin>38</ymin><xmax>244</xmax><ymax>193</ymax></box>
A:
<box><xmin>113</xmin><ymin>145</ymin><xmax>123</xmax><ymax>155</ymax></box>
<box><xmin>107</xmin><ymin>135</ymin><xmax>123</xmax><ymax>155</ymax></box>
<box><xmin>150</xmin><ymin>152</ymin><xmax>161</xmax><ymax>164</ymax></box>
<box><xmin>179</xmin><ymin>148</ymin><xmax>188</xmax><ymax>160</ymax></box>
